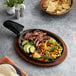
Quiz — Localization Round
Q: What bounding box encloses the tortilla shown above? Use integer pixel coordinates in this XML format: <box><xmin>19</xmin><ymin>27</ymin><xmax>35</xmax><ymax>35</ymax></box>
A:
<box><xmin>0</xmin><ymin>64</ymin><xmax>19</xmax><ymax>76</ymax></box>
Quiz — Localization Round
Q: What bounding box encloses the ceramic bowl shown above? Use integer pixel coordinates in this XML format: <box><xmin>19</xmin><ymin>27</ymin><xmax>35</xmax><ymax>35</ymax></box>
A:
<box><xmin>40</xmin><ymin>0</ymin><xmax>74</xmax><ymax>15</ymax></box>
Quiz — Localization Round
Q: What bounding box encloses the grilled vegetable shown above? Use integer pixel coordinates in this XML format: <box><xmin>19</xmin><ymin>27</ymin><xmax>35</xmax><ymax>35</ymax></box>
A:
<box><xmin>49</xmin><ymin>39</ymin><xmax>57</xmax><ymax>44</ymax></box>
<box><xmin>23</xmin><ymin>44</ymin><xmax>31</xmax><ymax>53</ymax></box>
<box><xmin>30</xmin><ymin>46</ymin><xmax>35</xmax><ymax>53</ymax></box>
<box><xmin>33</xmin><ymin>52</ymin><xmax>41</xmax><ymax>58</ymax></box>
<box><xmin>43</xmin><ymin>55</ymin><xmax>54</xmax><ymax>61</ymax></box>
<box><xmin>22</xmin><ymin>40</ymin><xmax>28</xmax><ymax>46</ymax></box>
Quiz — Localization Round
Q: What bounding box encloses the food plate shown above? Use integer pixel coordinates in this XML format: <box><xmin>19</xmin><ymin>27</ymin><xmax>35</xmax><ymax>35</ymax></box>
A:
<box><xmin>14</xmin><ymin>31</ymin><xmax>67</xmax><ymax>66</ymax></box>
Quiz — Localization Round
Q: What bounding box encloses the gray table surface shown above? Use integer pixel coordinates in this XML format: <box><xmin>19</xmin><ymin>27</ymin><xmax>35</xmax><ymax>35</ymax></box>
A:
<box><xmin>0</xmin><ymin>0</ymin><xmax>76</xmax><ymax>76</ymax></box>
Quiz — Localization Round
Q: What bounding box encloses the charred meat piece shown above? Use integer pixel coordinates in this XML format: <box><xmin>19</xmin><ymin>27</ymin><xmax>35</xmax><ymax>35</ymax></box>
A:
<box><xmin>22</xmin><ymin>30</ymin><xmax>52</xmax><ymax>48</ymax></box>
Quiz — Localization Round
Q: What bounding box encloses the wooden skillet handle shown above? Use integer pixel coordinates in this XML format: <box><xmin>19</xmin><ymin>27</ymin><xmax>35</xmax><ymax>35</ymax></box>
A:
<box><xmin>3</xmin><ymin>20</ymin><xmax>24</xmax><ymax>36</ymax></box>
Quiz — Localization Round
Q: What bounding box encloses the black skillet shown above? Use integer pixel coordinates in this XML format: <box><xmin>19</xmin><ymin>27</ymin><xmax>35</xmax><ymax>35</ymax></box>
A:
<box><xmin>3</xmin><ymin>20</ymin><xmax>64</xmax><ymax>63</ymax></box>
<box><xmin>0</xmin><ymin>63</ymin><xmax>23</xmax><ymax>76</ymax></box>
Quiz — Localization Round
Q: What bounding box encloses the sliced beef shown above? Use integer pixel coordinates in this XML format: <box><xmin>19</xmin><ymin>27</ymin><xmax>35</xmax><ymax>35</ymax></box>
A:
<box><xmin>22</xmin><ymin>30</ymin><xmax>52</xmax><ymax>48</ymax></box>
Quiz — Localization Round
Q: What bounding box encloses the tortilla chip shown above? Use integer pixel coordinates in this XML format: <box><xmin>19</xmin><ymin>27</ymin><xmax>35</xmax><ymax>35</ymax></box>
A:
<box><xmin>68</xmin><ymin>0</ymin><xmax>71</xmax><ymax>5</ymax></box>
<box><xmin>43</xmin><ymin>0</ymin><xmax>49</xmax><ymax>8</ymax></box>
<box><xmin>56</xmin><ymin>5</ymin><xmax>62</xmax><ymax>11</ymax></box>
<box><xmin>43</xmin><ymin>0</ymin><xmax>71</xmax><ymax>14</ymax></box>
<box><xmin>61</xmin><ymin>9</ymin><xmax>66</xmax><ymax>13</ymax></box>
<box><xmin>46</xmin><ymin>5</ymin><xmax>56</xmax><ymax>12</ymax></box>
<box><xmin>62</xmin><ymin>3</ymin><xmax>70</xmax><ymax>9</ymax></box>
<box><xmin>61</xmin><ymin>0</ymin><xmax>66</xmax><ymax>2</ymax></box>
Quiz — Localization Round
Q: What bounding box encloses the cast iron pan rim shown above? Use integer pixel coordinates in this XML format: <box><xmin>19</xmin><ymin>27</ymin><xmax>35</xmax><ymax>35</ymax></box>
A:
<box><xmin>18</xmin><ymin>29</ymin><xmax>65</xmax><ymax>63</ymax></box>
<box><xmin>0</xmin><ymin>63</ymin><xmax>23</xmax><ymax>76</ymax></box>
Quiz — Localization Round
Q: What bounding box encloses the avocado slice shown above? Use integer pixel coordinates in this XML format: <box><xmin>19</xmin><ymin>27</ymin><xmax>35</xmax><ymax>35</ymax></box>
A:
<box><xmin>23</xmin><ymin>44</ymin><xmax>31</xmax><ymax>53</ymax></box>
<box><xmin>33</xmin><ymin>52</ymin><xmax>41</xmax><ymax>58</ymax></box>
<box><xmin>30</xmin><ymin>46</ymin><xmax>35</xmax><ymax>53</ymax></box>
<box><xmin>22</xmin><ymin>40</ymin><xmax>28</xmax><ymax>46</ymax></box>
<box><xmin>49</xmin><ymin>39</ymin><xmax>57</xmax><ymax>45</ymax></box>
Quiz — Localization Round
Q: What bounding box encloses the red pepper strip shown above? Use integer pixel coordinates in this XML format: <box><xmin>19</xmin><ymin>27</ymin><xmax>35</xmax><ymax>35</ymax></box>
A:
<box><xmin>48</xmin><ymin>52</ymin><xmax>51</xmax><ymax>56</ymax></box>
<box><xmin>41</xmin><ymin>55</ymin><xmax>43</xmax><ymax>58</ymax></box>
<box><xmin>40</xmin><ymin>59</ymin><xmax>45</xmax><ymax>61</ymax></box>
<box><xmin>47</xmin><ymin>44</ymin><xmax>51</xmax><ymax>46</ymax></box>
<box><xmin>40</xmin><ymin>46</ymin><xmax>44</xmax><ymax>49</ymax></box>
